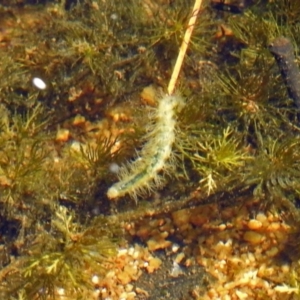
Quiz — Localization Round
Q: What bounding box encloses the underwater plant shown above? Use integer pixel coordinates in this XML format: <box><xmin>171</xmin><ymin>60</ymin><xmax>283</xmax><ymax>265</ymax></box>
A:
<box><xmin>1</xmin><ymin>0</ymin><xmax>300</xmax><ymax>298</ymax></box>
<box><xmin>189</xmin><ymin>127</ymin><xmax>250</xmax><ymax>195</ymax></box>
<box><xmin>0</xmin><ymin>205</ymin><xmax>118</xmax><ymax>299</ymax></box>
<box><xmin>243</xmin><ymin>134</ymin><xmax>300</xmax><ymax>200</ymax></box>
<box><xmin>0</xmin><ymin>103</ymin><xmax>52</xmax><ymax>218</ymax></box>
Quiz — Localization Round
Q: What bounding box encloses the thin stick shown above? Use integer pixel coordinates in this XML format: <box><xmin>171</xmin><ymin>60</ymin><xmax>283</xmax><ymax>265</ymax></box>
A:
<box><xmin>167</xmin><ymin>0</ymin><xmax>203</xmax><ymax>95</ymax></box>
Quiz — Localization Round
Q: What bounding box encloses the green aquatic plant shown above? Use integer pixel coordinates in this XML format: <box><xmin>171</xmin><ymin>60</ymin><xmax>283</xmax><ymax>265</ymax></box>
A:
<box><xmin>188</xmin><ymin>127</ymin><xmax>250</xmax><ymax>195</ymax></box>
<box><xmin>269</xmin><ymin>0</ymin><xmax>300</xmax><ymax>28</ymax></box>
<box><xmin>0</xmin><ymin>205</ymin><xmax>118</xmax><ymax>299</ymax></box>
<box><xmin>2</xmin><ymin>0</ymin><xmax>300</xmax><ymax>298</ymax></box>
<box><xmin>243</xmin><ymin>134</ymin><xmax>300</xmax><ymax>200</ymax></box>
<box><xmin>146</xmin><ymin>0</ymin><xmax>215</xmax><ymax>57</ymax></box>
<box><xmin>69</xmin><ymin>136</ymin><xmax>122</xmax><ymax>178</ymax></box>
<box><xmin>59</xmin><ymin>133</ymin><xmax>133</xmax><ymax>204</ymax></box>
<box><xmin>214</xmin><ymin>54</ymin><xmax>292</xmax><ymax>135</ymax></box>
<box><xmin>0</xmin><ymin>103</ymin><xmax>53</xmax><ymax>218</ymax></box>
<box><xmin>228</xmin><ymin>11</ymin><xmax>277</xmax><ymax>51</ymax></box>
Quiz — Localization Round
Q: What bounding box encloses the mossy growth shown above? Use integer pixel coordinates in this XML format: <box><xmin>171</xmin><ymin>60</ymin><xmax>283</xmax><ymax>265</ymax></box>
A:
<box><xmin>188</xmin><ymin>127</ymin><xmax>251</xmax><ymax>195</ymax></box>
<box><xmin>0</xmin><ymin>206</ymin><xmax>119</xmax><ymax>299</ymax></box>
<box><xmin>0</xmin><ymin>103</ymin><xmax>52</xmax><ymax>218</ymax></box>
<box><xmin>243</xmin><ymin>134</ymin><xmax>300</xmax><ymax>200</ymax></box>
<box><xmin>1</xmin><ymin>0</ymin><xmax>300</xmax><ymax>298</ymax></box>
<box><xmin>173</xmin><ymin>0</ymin><xmax>300</xmax><ymax>202</ymax></box>
<box><xmin>0</xmin><ymin>97</ymin><xmax>123</xmax><ymax>298</ymax></box>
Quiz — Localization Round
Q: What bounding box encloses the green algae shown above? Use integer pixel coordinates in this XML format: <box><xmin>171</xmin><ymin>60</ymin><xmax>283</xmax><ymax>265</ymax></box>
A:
<box><xmin>0</xmin><ymin>0</ymin><xmax>300</xmax><ymax>298</ymax></box>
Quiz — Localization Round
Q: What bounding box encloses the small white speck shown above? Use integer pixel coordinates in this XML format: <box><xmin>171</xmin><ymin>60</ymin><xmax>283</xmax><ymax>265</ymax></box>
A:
<box><xmin>70</xmin><ymin>140</ymin><xmax>81</xmax><ymax>152</ymax></box>
<box><xmin>53</xmin><ymin>156</ymin><xmax>60</xmax><ymax>163</ymax></box>
<box><xmin>32</xmin><ymin>77</ymin><xmax>47</xmax><ymax>90</ymax></box>
<box><xmin>171</xmin><ymin>243</ymin><xmax>180</xmax><ymax>253</ymax></box>
<box><xmin>56</xmin><ymin>287</ymin><xmax>65</xmax><ymax>296</ymax></box>
<box><xmin>91</xmin><ymin>275</ymin><xmax>99</xmax><ymax>284</ymax></box>
<box><xmin>110</xmin><ymin>13</ymin><xmax>118</xmax><ymax>20</ymax></box>
<box><xmin>109</xmin><ymin>163</ymin><xmax>120</xmax><ymax>174</ymax></box>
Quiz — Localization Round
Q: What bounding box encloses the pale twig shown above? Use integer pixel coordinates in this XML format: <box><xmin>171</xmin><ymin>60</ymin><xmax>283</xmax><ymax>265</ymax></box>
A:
<box><xmin>167</xmin><ymin>0</ymin><xmax>203</xmax><ymax>95</ymax></box>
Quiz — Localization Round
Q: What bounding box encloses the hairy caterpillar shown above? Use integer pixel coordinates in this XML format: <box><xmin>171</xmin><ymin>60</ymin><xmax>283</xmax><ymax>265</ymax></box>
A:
<box><xmin>107</xmin><ymin>94</ymin><xmax>184</xmax><ymax>200</ymax></box>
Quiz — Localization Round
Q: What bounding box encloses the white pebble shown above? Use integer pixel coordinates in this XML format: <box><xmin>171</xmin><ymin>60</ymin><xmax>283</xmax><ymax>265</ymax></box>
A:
<box><xmin>32</xmin><ymin>77</ymin><xmax>47</xmax><ymax>90</ymax></box>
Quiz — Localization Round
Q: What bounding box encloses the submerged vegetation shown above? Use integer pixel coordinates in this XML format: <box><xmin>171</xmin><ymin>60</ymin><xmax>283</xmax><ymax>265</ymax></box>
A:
<box><xmin>0</xmin><ymin>0</ymin><xmax>300</xmax><ymax>298</ymax></box>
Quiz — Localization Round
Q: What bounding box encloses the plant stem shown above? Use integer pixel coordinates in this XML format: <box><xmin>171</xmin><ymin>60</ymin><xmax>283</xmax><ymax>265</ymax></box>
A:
<box><xmin>167</xmin><ymin>0</ymin><xmax>203</xmax><ymax>95</ymax></box>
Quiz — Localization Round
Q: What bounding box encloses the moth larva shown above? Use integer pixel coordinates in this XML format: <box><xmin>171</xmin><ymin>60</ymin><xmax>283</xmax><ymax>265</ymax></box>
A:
<box><xmin>107</xmin><ymin>94</ymin><xmax>184</xmax><ymax>200</ymax></box>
